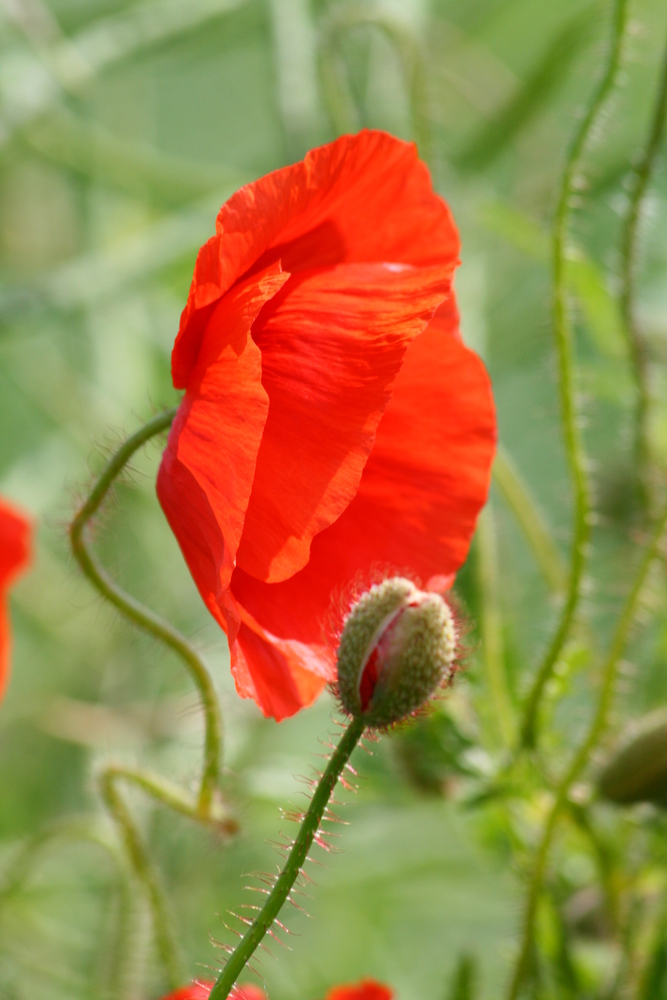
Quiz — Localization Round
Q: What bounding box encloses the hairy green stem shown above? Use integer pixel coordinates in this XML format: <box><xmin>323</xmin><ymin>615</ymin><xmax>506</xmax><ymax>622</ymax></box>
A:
<box><xmin>69</xmin><ymin>408</ymin><xmax>222</xmax><ymax>814</ymax></box>
<box><xmin>619</xmin><ymin>28</ymin><xmax>667</xmax><ymax>508</ymax></box>
<box><xmin>520</xmin><ymin>0</ymin><xmax>629</xmax><ymax>748</ymax></box>
<box><xmin>208</xmin><ymin>715</ymin><xmax>365</xmax><ymax>1000</ymax></box>
<box><xmin>69</xmin><ymin>408</ymin><xmax>228</xmax><ymax>987</ymax></box>
<box><xmin>99</xmin><ymin>768</ymin><xmax>184</xmax><ymax>990</ymax></box>
<box><xmin>507</xmin><ymin>498</ymin><xmax>667</xmax><ymax>1000</ymax></box>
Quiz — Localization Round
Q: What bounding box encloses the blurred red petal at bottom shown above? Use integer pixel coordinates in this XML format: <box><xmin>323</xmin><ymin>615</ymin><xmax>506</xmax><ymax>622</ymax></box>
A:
<box><xmin>157</xmin><ymin>983</ymin><xmax>267</xmax><ymax>1000</ymax></box>
<box><xmin>325</xmin><ymin>979</ymin><xmax>395</xmax><ymax>1000</ymax></box>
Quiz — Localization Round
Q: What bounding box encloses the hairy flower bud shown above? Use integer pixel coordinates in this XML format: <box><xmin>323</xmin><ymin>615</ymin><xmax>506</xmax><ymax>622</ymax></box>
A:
<box><xmin>597</xmin><ymin>708</ymin><xmax>667</xmax><ymax>807</ymax></box>
<box><xmin>336</xmin><ymin>577</ymin><xmax>457</xmax><ymax>727</ymax></box>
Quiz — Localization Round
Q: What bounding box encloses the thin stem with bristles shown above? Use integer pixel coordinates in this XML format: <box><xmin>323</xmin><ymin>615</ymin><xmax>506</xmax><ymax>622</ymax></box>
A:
<box><xmin>507</xmin><ymin>498</ymin><xmax>667</xmax><ymax>1000</ymax></box>
<box><xmin>619</xmin><ymin>28</ymin><xmax>667</xmax><ymax>509</ymax></box>
<box><xmin>208</xmin><ymin>715</ymin><xmax>365</xmax><ymax>1000</ymax></box>
<box><xmin>520</xmin><ymin>0</ymin><xmax>630</xmax><ymax>749</ymax></box>
<box><xmin>69</xmin><ymin>408</ymin><xmax>222</xmax><ymax>814</ymax></box>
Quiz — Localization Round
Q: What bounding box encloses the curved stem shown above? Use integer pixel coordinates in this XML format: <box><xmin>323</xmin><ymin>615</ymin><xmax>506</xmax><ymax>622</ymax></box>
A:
<box><xmin>619</xmin><ymin>28</ymin><xmax>667</xmax><ymax>509</ymax></box>
<box><xmin>507</xmin><ymin>498</ymin><xmax>667</xmax><ymax>1000</ymax></box>
<box><xmin>520</xmin><ymin>0</ymin><xmax>629</xmax><ymax>749</ymax></box>
<box><xmin>99</xmin><ymin>767</ymin><xmax>184</xmax><ymax>990</ymax></box>
<box><xmin>103</xmin><ymin>764</ymin><xmax>238</xmax><ymax>835</ymax></box>
<box><xmin>208</xmin><ymin>714</ymin><xmax>365</xmax><ymax>1000</ymax></box>
<box><xmin>69</xmin><ymin>408</ymin><xmax>222</xmax><ymax>814</ymax></box>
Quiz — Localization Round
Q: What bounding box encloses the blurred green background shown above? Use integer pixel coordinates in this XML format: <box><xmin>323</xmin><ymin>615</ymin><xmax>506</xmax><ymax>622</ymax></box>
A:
<box><xmin>2</xmin><ymin>0</ymin><xmax>667</xmax><ymax>998</ymax></box>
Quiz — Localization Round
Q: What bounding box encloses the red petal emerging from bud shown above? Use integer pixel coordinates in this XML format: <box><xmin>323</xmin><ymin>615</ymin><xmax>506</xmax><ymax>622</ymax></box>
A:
<box><xmin>325</xmin><ymin>979</ymin><xmax>394</xmax><ymax>1000</ymax></box>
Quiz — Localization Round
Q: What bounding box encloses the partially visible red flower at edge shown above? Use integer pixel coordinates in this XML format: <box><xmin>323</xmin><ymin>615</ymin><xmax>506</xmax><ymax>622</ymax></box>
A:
<box><xmin>159</xmin><ymin>979</ymin><xmax>391</xmax><ymax>1000</ymax></box>
<box><xmin>158</xmin><ymin>984</ymin><xmax>266</xmax><ymax>1000</ymax></box>
<box><xmin>0</xmin><ymin>496</ymin><xmax>31</xmax><ymax>704</ymax></box>
<box><xmin>157</xmin><ymin>129</ymin><xmax>496</xmax><ymax>722</ymax></box>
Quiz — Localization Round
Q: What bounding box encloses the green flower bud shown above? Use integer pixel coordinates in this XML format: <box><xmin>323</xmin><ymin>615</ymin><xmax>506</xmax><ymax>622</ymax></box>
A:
<box><xmin>336</xmin><ymin>577</ymin><xmax>457</xmax><ymax>727</ymax></box>
<box><xmin>597</xmin><ymin>708</ymin><xmax>667</xmax><ymax>807</ymax></box>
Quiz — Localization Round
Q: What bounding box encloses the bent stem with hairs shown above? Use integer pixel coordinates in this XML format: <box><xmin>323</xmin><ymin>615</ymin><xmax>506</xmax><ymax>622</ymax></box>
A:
<box><xmin>69</xmin><ymin>408</ymin><xmax>234</xmax><ymax>990</ymax></box>
<box><xmin>619</xmin><ymin>26</ymin><xmax>667</xmax><ymax>511</ymax></box>
<box><xmin>520</xmin><ymin>0</ymin><xmax>630</xmax><ymax>749</ymax></box>
<box><xmin>507</xmin><ymin>497</ymin><xmax>667</xmax><ymax>1000</ymax></box>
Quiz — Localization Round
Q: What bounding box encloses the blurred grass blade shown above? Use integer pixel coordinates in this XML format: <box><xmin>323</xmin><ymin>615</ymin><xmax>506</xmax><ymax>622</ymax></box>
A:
<box><xmin>53</xmin><ymin>0</ymin><xmax>251</xmax><ymax>86</ymax></box>
<box><xmin>268</xmin><ymin>0</ymin><xmax>321</xmax><ymax>156</ymax></box>
<box><xmin>493</xmin><ymin>445</ymin><xmax>567</xmax><ymax>595</ymax></box>
<box><xmin>0</xmin><ymin>187</ymin><xmax>246</xmax><ymax>317</ymax></box>
<box><xmin>24</xmin><ymin>106</ymin><xmax>239</xmax><ymax>205</ymax></box>
<box><xmin>447</xmin><ymin>953</ymin><xmax>477</xmax><ymax>1000</ymax></box>
<box><xmin>476</xmin><ymin>503</ymin><xmax>515</xmax><ymax>747</ymax></box>
<box><xmin>456</xmin><ymin>4</ymin><xmax>598</xmax><ymax>171</ymax></box>
<box><xmin>482</xmin><ymin>201</ymin><xmax>625</xmax><ymax>360</ymax></box>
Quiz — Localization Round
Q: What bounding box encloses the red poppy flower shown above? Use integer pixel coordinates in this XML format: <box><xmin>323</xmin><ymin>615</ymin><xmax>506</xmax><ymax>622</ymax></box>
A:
<box><xmin>157</xmin><ymin>129</ymin><xmax>496</xmax><ymax>721</ymax></box>
<box><xmin>0</xmin><ymin>496</ymin><xmax>31</xmax><ymax>703</ymax></box>
<box><xmin>325</xmin><ymin>980</ymin><xmax>394</xmax><ymax>1000</ymax></box>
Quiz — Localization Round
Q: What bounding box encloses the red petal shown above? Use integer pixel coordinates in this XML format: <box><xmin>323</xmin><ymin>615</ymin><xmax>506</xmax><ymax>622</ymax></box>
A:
<box><xmin>231</xmin><ymin>310</ymin><xmax>496</xmax><ymax>659</ymax></box>
<box><xmin>172</xmin><ymin>131</ymin><xmax>458</xmax><ymax>387</ymax></box>
<box><xmin>158</xmin><ymin>983</ymin><xmax>215</xmax><ymax>1000</ymax></box>
<box><xmin>325</xmin><ymin>980</ymin><xmax>394</xmax><ymax>1000</ymax></box>
<box><xmin>0</xmin><ymin>497</ymin><xmax>31</xmax><ymax>703</ymax></box>
<box><xmin>237</xmin><ymin>262</ymin><xmax>455</xmax><ymax>584</ymax></box>
<box><xmin>156</xmin><ymin>265</ymin><xmax>289</xmax><ymax>628</ymax></box>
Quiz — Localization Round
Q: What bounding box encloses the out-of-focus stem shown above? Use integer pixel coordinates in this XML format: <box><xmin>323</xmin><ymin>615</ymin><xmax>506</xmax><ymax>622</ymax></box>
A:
<box><xmin>69</xmin><ymin>408</ymin><xmax>222</xmax><ymax>815</ymax></box>
<box><xmin>493</xmin><ymin>445</ymin><xmax>567</xmax><ymax>596</ymax></box>
<box><xmin>208</xmin><ymin>715</ymin><xmax>365</xmax><ymax>1000</ymax></box>
<box><xmin>476</xmin><ymin>504</ymin><xmax>515</xmax><ymax>747</ymax></box>
<box><xmin>520</xmin><ymin>0</ymin><xmax>629</xmax><ymax>749</ymax></box>
<box><xmin>99</xmin><ymin>768</ymin><xmax>184</xmax><ymax>990</ymax></box>
<box><xmin>507</xmin><ymin>497</ymin><xmax>667</xmax><ymax>1000</ymax></box>
<box><xmin>619</xmin><ymin>29</ymin><xmax>667</xmax><ymax>510</ymax></box>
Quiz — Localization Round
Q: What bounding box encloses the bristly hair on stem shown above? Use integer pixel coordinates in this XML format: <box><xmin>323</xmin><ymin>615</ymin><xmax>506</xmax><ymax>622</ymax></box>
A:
<box><xmin>507</xmin><ymin>496</ymin><xmax>667</xmax><ymax>1000</ymax></box>
<box><xmin>207</xmin><ymin>714</ymin><xmax>365</xmax><ymax>1000</ymax></box>
<box><xmin>519</xmin><ymin>0</ymin><xmax>630</xmax><ymax>750</ymax></box>
<box><xmin>619</xmin><ymin>26</ymin><xmax>667</xmax><ymax>512</ymax></box>
<box><xmin>67</xmin><ymin>408</ymin><xmax>233</xmax><ymax>989</ymax></box>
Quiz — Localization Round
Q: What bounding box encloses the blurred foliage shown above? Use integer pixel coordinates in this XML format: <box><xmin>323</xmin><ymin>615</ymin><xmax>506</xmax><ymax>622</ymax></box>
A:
<box><xmin>2</xmin><ymin>0</ymin><xmax>667</xmax><ymax>999</ymax></box>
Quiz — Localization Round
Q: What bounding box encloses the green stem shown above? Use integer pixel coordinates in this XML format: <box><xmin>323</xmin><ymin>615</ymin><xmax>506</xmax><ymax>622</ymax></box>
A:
<box><xmin>619</xmin><ymin>27</ymin><xmax>667</xmax><ymax>509</ymax></box>
<box><xmin>507</xmin><ymin>498</ymin><xmax>667</xmax><ymax>1000</ymax></box>
<box><xmin>103</xmin><ymin>764</ymin><xmax>238</xmax><ymax>836</ymax></box>
<box><xmin>99</xmin><ymin>767</ymin><xmax>184</xmax><ymax>990</ymax></box>
<box><xmin>69</xmin><ymin>408</ymin><xmax>222</xmax><ymax>814</ymax></box>
<box><xmin>520</xmin><ymin>0</ymin><xmax>629</xmax><ymax>749</ymax></box>
<box><xmin>208</xmin><ymin>715</ymin><xmax>365</xmax><ymax>1000</ymax></box>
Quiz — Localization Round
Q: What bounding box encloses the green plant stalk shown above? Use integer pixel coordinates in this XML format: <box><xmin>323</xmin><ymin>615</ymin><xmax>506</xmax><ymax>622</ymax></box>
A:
<box><xmin>493</xmin><ymin>446</ymin><xmax>566</xmax><ymax>596</ymax></box>
<box><xmin>619</xmin><ymin>28</ymin><xmax>667</xmax><ymax>506</ymax></box>
<box><xmin>208</xmin><ymin>714</ymin><xmax>365</xmax><ymax>1000</ymax></box>
<box><xmin>507</xmin><ymin>498</ymin><xmax>667</xmax><ymax>1000</ymax></box>
<box><xmin>520</xmin><ymin>0</ymin><xmax>629</xmax><ymax>749</ymax></box>
<box><xmin>69</xmin><ymin>408</ymin><xmax>222</xmax><ymax>815</ymax></box>
<box><xmin>69</xmin><ymin>409</ymin><xmax>227</xmax><ymax>987</ymax></box>
<box><xmin>318</xmin><ymin>3</ymin><xmax>431</xmax><ymax>161</ymax></box>
<box><xmin>103</xmin><ymin>764</ymin><xmax>238</xmax><ymax>835</ymax></box>
<box><xmin>476</xmin><ymin>504</ymin><xmax>515</xmax><ymax>747</ymax></box>
<box><xmin>99</xmin><ymin>768</ymin><xmax>184</xmax><ymax>989</ymax></box>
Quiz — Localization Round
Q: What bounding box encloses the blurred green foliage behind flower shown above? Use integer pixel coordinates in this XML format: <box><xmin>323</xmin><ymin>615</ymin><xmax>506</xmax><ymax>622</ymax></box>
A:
<box><xmin>2</xmin><ymin>1</ymin><xmax>667</xmax><ymax>998</ymax></box>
